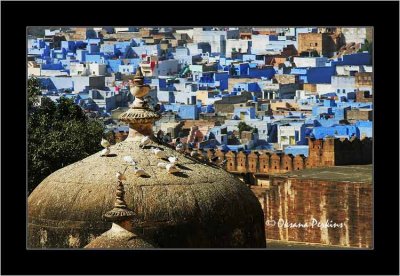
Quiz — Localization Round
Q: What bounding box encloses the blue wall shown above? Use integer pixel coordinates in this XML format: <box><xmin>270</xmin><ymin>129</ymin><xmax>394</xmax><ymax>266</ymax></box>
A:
<box><xmin>334</xmin><ymin>53</ymin><xmax>372</xmax><ymax>66</ymax></box>
<box><xmin>41</xmin><ymin>63</ymin><xmax>64</xmax><ymax>70</ymax></box>
<box><xmin>214</xmin><ymin>72</ymin><xmax>229</xmax><ymax>91</ymax></box>
<box><xmin>105</xmin><ymin>59</ymin><xmax>122</xmax><ymax>73</ymax></box>
<box><xmin>312</xmin><ymin>125</ymin><xmax>360</xmax><ymax>139</ymax></box>
<box><xmin>355</xmin><ymin>121</ymin><xmax>373</xmax><ymax>137</ymax></box>
<box><xmin>100</xmin><ymin>44</ymin><xmax>116</xmax><ymax>54</ymax></box>
<box><xmin>163</xmin><ymin>104</ymin><xmax>199</xmax><ymax>120</ymax></box>
<box><xmin>61</xmin><ymin>41</ymin><xmax>76</xmax><ymax>52</ymax></box>
<box><xmin>85</xmin><ymin>53</ymin><xmax>104</xmax><ymax>63</ymax></box>
<box><xmin>248</xmin><ymin>67</ymin><xmax>276</xmax><ymax>79</ymax></box>
<box><xmin>305</xmin><ymin>66</ymin><xmax>336</xmax><ymax>84</ymax></box>
<box><xmin>76</xmin><ymin>50</ymin><xmax>88</xmax><ymax>62</ymax></box>
<box><xmin>39</xmin><ymin>77</ymin><xmax>73</xmax><ymax>91</ymax></box>
<box><xmin>284</xmin><ymin>146</ymin><xmax>309</xmax><ymax>157</ymax></box>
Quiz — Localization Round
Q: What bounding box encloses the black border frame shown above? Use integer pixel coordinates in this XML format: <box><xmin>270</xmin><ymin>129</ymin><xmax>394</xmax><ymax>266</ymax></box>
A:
<box><xmin>1</xmin><ymin>1</ymin><xmax>399</xmax><ymax>275</ymax></box>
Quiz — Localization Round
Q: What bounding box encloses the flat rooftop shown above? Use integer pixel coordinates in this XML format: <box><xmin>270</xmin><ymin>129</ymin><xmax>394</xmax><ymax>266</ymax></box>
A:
<box><xmin>277</xmin><ymin>165</ymin><xmax>373</xmax><ymax>184</ymax></box>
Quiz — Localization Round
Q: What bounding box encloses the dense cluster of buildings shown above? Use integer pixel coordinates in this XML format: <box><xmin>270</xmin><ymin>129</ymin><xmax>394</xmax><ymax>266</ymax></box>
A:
<box><xmin>28</xmin><ymin>26</ymin><xmax>373</xmax><ymax>248</ymax></box>
<box><xmin>28</xmin><ymin>27</ymin><xmax>372</xmax><ymax>151</ymax></box>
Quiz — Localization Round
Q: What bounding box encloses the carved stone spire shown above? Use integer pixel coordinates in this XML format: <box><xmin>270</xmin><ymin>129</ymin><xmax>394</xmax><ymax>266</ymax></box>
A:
<box><xmin>119</xmin><ymin>66</ymin><xmax>160</xmax><ymax>141</ymax></box>
<box><xmin>104</xmin><ymin>180</ymin><xmax>135</xmax><ymax>222</ymax></box>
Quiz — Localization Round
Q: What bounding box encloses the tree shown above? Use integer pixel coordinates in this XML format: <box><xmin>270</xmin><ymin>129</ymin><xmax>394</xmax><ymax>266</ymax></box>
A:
<box><xmin>358</xmin><ymin>39</ymin><xmax>372</xmax><ymax>54</ymax></box>
<box><xmin>237</xmin><ymin>122</ymin><xmax>254</xmax><ymax>135</ymax></box>
<box><xmin>28</xmin><ymin>76</ymin><xmax>42</xmax><ymax>110</ymax></box>
<box><xmin>28</xmin><ymin>77</ymin><xmax>105</xmax><ymax>193</ymax></box>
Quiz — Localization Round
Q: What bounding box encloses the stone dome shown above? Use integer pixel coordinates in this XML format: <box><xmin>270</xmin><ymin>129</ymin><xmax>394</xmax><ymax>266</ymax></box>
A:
<box><xmin>84</xmin><ymin>223</ymin><xmax>155</xmax><ymax>249</ymax></box>
<box><xmin>28</xmin><ymin>139</ymin><xmax>266</xmax><ymax>248</ymax></box>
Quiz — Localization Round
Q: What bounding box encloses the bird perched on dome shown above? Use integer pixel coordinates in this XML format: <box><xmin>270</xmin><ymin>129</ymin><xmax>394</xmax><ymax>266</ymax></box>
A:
<box><xmin>132</xmin><ymin>167</ymin><xmax>149</xmax><ymax>177</ymax></box>
<box><xmin>123</xmin><ymin>156</ymin><xmax>136</xmax><ymax>166</ymax></box>
<box><xmin>220</xmin><ymin>159</ymin><xmax>228</xmax><ymax>168</ymax></box>
<box><xmin>152</xmin><ymin>148</ymin><xmax>168</xmax><ymax>159</ymax></box>
<box><xmin>209</xmin><ymin>156</ymin><xmax>219</xmax><ymax>163</ymax></box>
<box><xmin>157</xmin><ymin>162</ymin><xmax>168</xmax><ymax>169</ymax></box>
<box><xmin>166</xmin><ymin>163</ymin><xmax>180</xmax><ymax>174</ymax></box>
<box><xmin>175</xmin><ymin>143</ymin><xmax>185</xmax><ymax>153</ymax></box>
<box><xmin>116</xmin><ymin>171</ymin><xmax>126</xmax><ymax>181</ymax></box>
<box><xmin>100</xmin><ymin>147</ymin><xmax>111</xmax><ymax>157</ymax></box>
<box><xmin>168</xmin><ymin>156</ymin><xmax>178</xmax><ymax>164</ymax></box>
<box><xmin>101</xmin><ymin>138</ymin><xmax>110</xmax><ymax>148</ymax></box>
<box><xmin>100</xmin><ymin>138</ymin><xmax>111</xmax><ymax>157</ymax></box>
<box><xmin>139</xmin><ymin>136</ymin><xmax>152</xmax><ymax>148</ymax></box>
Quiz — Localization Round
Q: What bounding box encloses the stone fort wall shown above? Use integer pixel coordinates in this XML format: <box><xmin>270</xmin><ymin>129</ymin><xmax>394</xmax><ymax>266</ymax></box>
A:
<box><xmin>196</xmin><ymin>137</ymin><xmax>372</xmax><ymax>174</ymax></box>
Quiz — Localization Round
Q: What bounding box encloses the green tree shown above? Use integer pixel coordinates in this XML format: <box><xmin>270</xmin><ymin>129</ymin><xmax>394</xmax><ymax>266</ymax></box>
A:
<box><xmin>28</xmin><ymin>76</ymin><xmax>42</xmax><ymax>110</ymax></box>
<box><xmin>358</xmin><ymin>39</ymin><xmax>372</xmax><ymax>54</ymax></box>
<box><xmin>28</xmin><ymin>77</ymin><xmax>105</xmax><ymax>193</ymax></box>
<box><xmin>237</xmin><ymin>122</ymin><xmax>254</xmax><ymax>135</ymax></box>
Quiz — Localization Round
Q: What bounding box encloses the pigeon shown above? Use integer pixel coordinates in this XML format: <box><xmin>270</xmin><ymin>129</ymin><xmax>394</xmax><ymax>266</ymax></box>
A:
<box><xmin>190</xmin><ymin>150</ymin><xmax>199</xmax><ymax>157</ymax></box>
<box><xmin>168</xmin><ymin>156</ymin><xmax>178</xmax><ymax>164</ymax></box>
<box><xmin>157</xmin><ymin>162</ymin><xmax>168</xmax><ymax>168</ymax></box>
<box><xmin>152</xmin><ymin>148</ymin><xmax>168</xmax><ymax>159</ymax></box>
<box><xmin>209</xmin><ymin>156</ymin><xmax>219</xmax><ymax>163</ymax></box>
<box><xmin>123</xmin><ymin>155</ymin><xmax>136</xmax><ymax>165</ymax></box>
<box><xmin>139</xmin><ymin>136</ymin><xmax>152</xmax><ymax>148</ymax></box>
<box><xmin>100</xmin><ymin>147</ymin><xmax>110</xmax><ymax>157</ymax></box>
<box><xmin>220</xmin><ymin>159</ymin><xmax>228</xmax><ymax>167</ymax></box>
<box><xmin>101</xmin><ymin>138</ymin><xmax>110</xmax><ymax>148</ymax></box>
<box><xmin>116</xmin><ymin>171</ymin><xmax>126</xmax><ymax>181</ymax></box>
<box><xmin>132</xmin><ymin>167</ymin><xmax>149</xmax><ymax>177</ymax></box>
<box><xmin>175</xmin><ymin>143</ymin><xmax>184</xmax><ymax>152</ymax></box>
<box><xmin>166</xmin><ymin>163</ymin><xmax>180</xmax><ymax>174</ymax></box>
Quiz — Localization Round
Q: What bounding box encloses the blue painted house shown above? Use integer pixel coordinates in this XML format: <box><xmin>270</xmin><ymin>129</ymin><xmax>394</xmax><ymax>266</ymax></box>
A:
<box><xmin>311</xmin><ymin>125</ymin><xmax>360</xmax><ymax>139</ymax></box>
<box><xmin>163</xmin><ymin>103</ymin><xmax>199</xmax><ymax>120</ymax></box>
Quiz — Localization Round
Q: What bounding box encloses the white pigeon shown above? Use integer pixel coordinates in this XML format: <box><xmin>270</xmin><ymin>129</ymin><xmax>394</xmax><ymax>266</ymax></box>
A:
<box><xmin>101</xmin><ymin>138</ymin><xmax>110</xmax><ymax>148</ymax></box>
<box><xmin>116</xmin><ymin>171</ymin><xmax>126</xmax><ymax>181</ymax></box>
<box><xmin>139</xmin><ymin>136</ymin><xmax>152</xmax><ymax>148</ymax></box>
<box><xmin>100</xmin><ymin>147</ymin><xmax>110</xmax><ymax>157</ymax></box>
<box><xmin>168</xmin><ymin>156</ymin><xmax>178</xmax><ymax>164</ymax></box>
<box><xmin>152</xmin><ymin>148</ymin><xmax>168</xmax><ymax>159</ymax></box>
<box><xmin>132</xmin><ymin>167</ymin><xmax>149</xmax><ymax>177</ymax></box>
<box><xmin>157</xmin><ymin>162</ymin><xmax>168</xmax><ymax>168</ymax></box>
<box><xmin>166</xmin><ymin>163</ymin><xmax>180</xmax><ymax>174</ymax></box>
<box><xmin>123</xmin><ymin>155</ymin><xmax>136</xmax><ymax>165</ymax></box>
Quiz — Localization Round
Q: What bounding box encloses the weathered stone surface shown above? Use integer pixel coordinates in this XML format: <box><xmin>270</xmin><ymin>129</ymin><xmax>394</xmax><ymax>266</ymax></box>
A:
<box><xmin>28</xmin><ymin>139</ymin><xmax>266</xmax><ymax>248</ymax></box>
<box><xmin>84</xmin><ymin>223</ymin><xmax>155</xmax><ymax>249</ymax></box>
<box><xmin>255</xmin><ymin>165</ymin><xmax>372</xmax><ymax>248</ymax></box>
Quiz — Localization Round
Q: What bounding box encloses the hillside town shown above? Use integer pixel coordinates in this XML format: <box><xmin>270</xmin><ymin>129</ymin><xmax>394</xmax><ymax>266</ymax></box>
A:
<box><xmin>27</xmin><ymin>27</ymin><xmax>373</xmax><ymax>248</ymax></box>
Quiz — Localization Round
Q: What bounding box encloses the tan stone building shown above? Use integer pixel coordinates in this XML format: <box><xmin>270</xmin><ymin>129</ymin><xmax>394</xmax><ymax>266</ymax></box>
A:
<box><xmin>298</xmin><ymin>32</ymin><xmax>343</xmax><ymax>57</ymax></box>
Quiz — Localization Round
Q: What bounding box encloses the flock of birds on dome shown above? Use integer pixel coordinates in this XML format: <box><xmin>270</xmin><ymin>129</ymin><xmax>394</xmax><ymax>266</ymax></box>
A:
<box><xmin>100</xmin><ymin>134</ymin><xmax>228</xmax><ymax>181</ymax></box>
<box><xmin>100</xmin><ymin>136</ymin><xmax>227</xmax><ymax>181</ymax></box>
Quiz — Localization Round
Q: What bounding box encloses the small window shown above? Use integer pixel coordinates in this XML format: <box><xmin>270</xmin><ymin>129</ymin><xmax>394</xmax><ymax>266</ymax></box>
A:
<box><xmin>315</xmin><ymin>43</ymin><xmax>318</xmax><ymax>46</ymax></box>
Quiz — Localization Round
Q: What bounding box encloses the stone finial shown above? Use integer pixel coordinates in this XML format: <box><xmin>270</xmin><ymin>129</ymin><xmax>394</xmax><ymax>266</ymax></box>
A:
<box><xmin>104</xmin><ymin>181</ymin><xmax>135</xmax><ymax>222</ymax></box>
<box><xmin>119</xmin><ymin>66</ymin><xmax>160</xmax><ymax>140</ymax></box>
<box><xmin>133</xmin><ymin>66</ymin><xmax>144</xmax><ymax>85</ymax></box>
